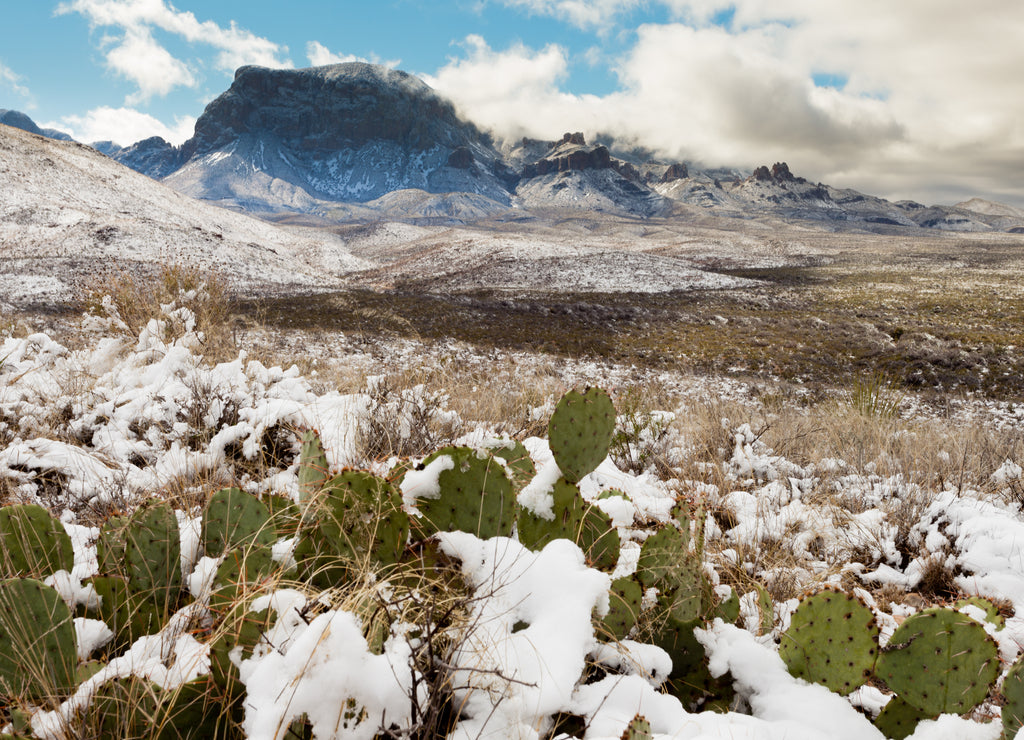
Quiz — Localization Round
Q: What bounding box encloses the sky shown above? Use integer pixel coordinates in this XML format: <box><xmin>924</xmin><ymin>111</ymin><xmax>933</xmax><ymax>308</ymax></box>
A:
<box><xmin>2</xmin><ymin>0</ymin><xmax>1024</xmax><ymax>209</ymax></box>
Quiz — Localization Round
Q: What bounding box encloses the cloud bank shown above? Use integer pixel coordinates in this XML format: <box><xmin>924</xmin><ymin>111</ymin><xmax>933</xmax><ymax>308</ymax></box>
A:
<box><xmin>434</xmin><ymin>1</ymin><xmax>1024</xmax><ymax>206</ymax></box>
<box><xmin>51</xmin><ymin>106</ymin><xmax>196</xmax><ymax>147</ymax></box>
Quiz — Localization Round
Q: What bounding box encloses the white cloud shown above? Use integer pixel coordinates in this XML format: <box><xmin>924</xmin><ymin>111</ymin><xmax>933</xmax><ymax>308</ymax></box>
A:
<box><xmin>426</xmin><ymin>35</ymin><xmax>599</xmax><ymax>140</ymax></box>
<box><xmin>305</xmin><ymin>41</ymin><xmax>399</xmax><ymax>69</ymax></box>
<box><xmin>57</xmin><ymin>0</ymin><xmax>291</xmax><ymax>102</ymax></box>
<box><xmin>434</xmin><ymin>0</ymin><xmax>1024</xmax><ymax>207</ymax></box>
<box><xmin>0</xmin><ymin>60</ymin><xmax>32</xmax><ymax>102</ymax></box>
<box><xmin>52</xmin><ymin>106</ymin><xmax>196</xmax><ymax>147</ymax></box>
<box><xmin>495</xmin><ymin>0</ymin><xmax>643</xmax><ymax>29</ymax></box>
<box><xmin>105</xmin><ymin>26</ymin><xmax>195</xmax><ymax>102</ymax></box>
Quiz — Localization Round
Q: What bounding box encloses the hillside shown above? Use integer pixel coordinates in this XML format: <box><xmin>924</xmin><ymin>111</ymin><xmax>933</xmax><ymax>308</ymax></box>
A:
<box><xmin>0</xmin><ymin>124</ymin><xmax>366</xmax><ymax>309</ymax></box>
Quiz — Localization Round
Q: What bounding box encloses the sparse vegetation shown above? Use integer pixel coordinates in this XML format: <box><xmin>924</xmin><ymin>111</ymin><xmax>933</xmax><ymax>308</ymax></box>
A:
<box><xmin>5</xmin><ymin>264</ymin><xmax>1024</xmax><ymax>738</ymax></box>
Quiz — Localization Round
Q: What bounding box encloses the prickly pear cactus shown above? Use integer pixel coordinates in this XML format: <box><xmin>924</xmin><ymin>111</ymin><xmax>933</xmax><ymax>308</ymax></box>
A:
<box><xmin>297</xmin><ymin>470</ymin><xmax>409</xmax><ymax>586</ymax></box>
<box><xmin>123</xmin><ymin>501</ymin><xmax>182</xmax><ymax>610</ymax></box>
<box><xmin>406</xmin><ymin>446</ymin><xmax>514</xmax><ymax>539</ymax></box>
<box><xmin>620</xmin><ymin>714</ymin><xmax>652</xmax><ymax>740</ymax></box>
<box><xmin>1002</xmin><ymin>655</ymin><xmax>1024</xmax><ymax>740</ymax></box>
<box><xmin>876</xmin><ymin>607</ymin><xmax>999</xmax><ymax>716</ymax></box>
<box><xmin>0</xmin><ymin>503</ymin><xmax>74</xmax><ymax>579</ymax></box>
<box><xmin>548</xmin><ymin>387</ymin><xmax>616</xmax><ymax>483</ymax></box>
<box><xmin>778</xmin><ymin>589</ymin><xmax>878</xmax><ymax>696</ymax></box>
<box><xmin>202</xmin><ymin>487</ymin><xmax>276</xmax><ymax>557</ymax></box>
<box><xmin>599</xmin><ymin>576</ymin><xmax>644</xmax><ymax>640</ymax></box>
<box><xmin>297</xmin><ymin>428</ymin><xmax>329</xmax><ymax>503</ymax></box>
<box><xmin>955</xmin><ymin>596</ymin><xmax>1006</xmax><ymax>631</ymax></box>
<box><xmin>0</xmin><ymin>578</ymin><xmax>78</xmax><ymax>701</ymax></box>
<box><xmin>484</xmin><ymin>438</ymin><xmax>536</xmax><ymax>493</ymax></box>
<box><xmin>85</xmin><ymin>676</ymin><xmax>160</xmax><ymax>740</ymax></box>
<box><xmin>517</xmin><ymin>477</ymin><xmax>621</xmax><ymax>569</ymax></box>
<box><xmin>96</xmin><ymin>514</ymin><xmax>129</xmax><ymax>575</ymax></box>
<box><xmin>873</xmin><ymin>695</ymin><xmax>935</xmax><ymax>740</ymax></box>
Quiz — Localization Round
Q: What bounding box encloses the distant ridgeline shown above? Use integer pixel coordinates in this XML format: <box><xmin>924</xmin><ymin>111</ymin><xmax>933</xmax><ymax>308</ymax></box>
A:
<box><xmin>4</xmin><ymin>65</ymin><xmax>1024</xmax><ymax>230</ymax></box>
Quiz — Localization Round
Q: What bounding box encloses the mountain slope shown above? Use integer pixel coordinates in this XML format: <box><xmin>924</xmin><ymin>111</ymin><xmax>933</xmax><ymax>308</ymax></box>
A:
<box><xmin>114</xmin><ymin>64</ymin><xmax>516</xmax><ymax>213</ymax></box>
<box><xmin>0</xmin><ymin>123</ymin><xmax>366</xmax><ymax>307</ymax></box>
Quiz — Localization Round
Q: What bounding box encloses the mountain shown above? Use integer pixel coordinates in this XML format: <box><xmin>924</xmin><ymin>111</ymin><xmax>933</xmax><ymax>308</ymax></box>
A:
<box><xmin>0</xmin><ymin>109</ymin><xmax>73</xmax><ymax>142</ymax></box>
<box><xmin>0</xmin><ymin>122</ymin><xmax>367</xmax><ymax>309</ymax></box>
<box><xmin>104</xmin><ymin>63</ymin><xmax>516</xmax><ymax>215</ymax></box>
<box><xmin>19</xmin><ymin>60</ymin><xmax>1015</xmax><ymax>232</ymax></box>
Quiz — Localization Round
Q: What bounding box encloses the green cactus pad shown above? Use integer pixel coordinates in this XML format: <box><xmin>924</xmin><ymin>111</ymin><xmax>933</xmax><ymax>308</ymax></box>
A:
<box><xmin>599</xmin><ymin>576</ymin><xmax>644</xmax><ymax>640</ymax></box>
<box><xmin>123</xmin><ymin>501</ymin><xmax>182</xmax><ymax>610</ymax></box>
<box><xmin>518</xmin><ymin>478</ymin><xmax>620</xmax><ymax>568</ymax></box>
<box><xmin>713</xmin><ymin>587</ymin><xmax>741</xmax><ymax>625</ymax></box>
<box><xmin>89</xmin><ymin>575</ymin><xmax>162</xmax><ymax>651</ymax></box>
<box><xmin>0</xmin><ymin>503</ymin><xmax>74</xmax><ymax>579</ymax></box>
<box><xmin>210</xmin><ymin>545</ymin><xmax>279</xmax><ymax>606</ymax></box>
<box><xmin>754</xmin><ymin>584</ymin><xmax>774</xmax><ymax>635</ymax></box>
<box><xmin>620</xmin><ymin>714</ymin><xmax>653</xmax><ymax>740</ymax></box>
<box><xmin>202</xmin><ymin>487</ymin><xmax>277</xmax><ymax>558</ymax></box>
<box><xmin>408</xmin><ymin>446</ymin><xmax>514</xmax><ymax>539</ymax></box>
<box><xmin>0</xmin><ymin>578</ymin><xmax>78</xmax><ymax>701</ymax></box>
<box><xmin>484</xmin><ymin>438</ymin><xmax>536</xmax><ymax>493</ymax></box>
<box><xmin>85</xmin><ymin>676</ymin><xmax>161</xmax><ymax>739</ymax></box>
<box><xmin>873</xmin><ymin>695</ymin><xmax>935</xmax><ymax>740</ymax></box>
<box><xmin>96</xmin><ymin>515</ymin><xmax>130</xmax><ymax>576</ymax></box>
<box><xmin>955</xmin><ymin>596</ymin><xmax>1006</xmax><ymax>631</ymax></box>
<box><xmin>154</xmin><ymin>676</ymin><xmax>225</xmax><ymax>739</ymax></box>
<box><xmin>548</xmin><ymin>387</ymin><xmax>616</xmax><ymax>483</ymax></box>
<box><xmin>876</xmin><ymin>607</ymin><xmax>999</xmax><ymax>715</ymax></box>
<box><xmin>1002</xmin><ymin>656</ymin><xmax>1024</xmax><ymax>740</ymax></box>
<box><xmin>297</xmin><ymin>470</ymin><xmax>409</xmax><ymax>587</ymax></box>
<box><xmin>580</xmin><ymin>504</ymin><xmax>621</xmax><ymax>571</ymax></box>
<box><xmin>778</xmin><ymin>589</ymin><xmax>878</xmax><ymax>696</ymax></box>
<box><xmin>636</xmin><ymin>525</ymin><xmax>690</xmax><ymax>587</ymax></box>
<box><xmin>297</xmin><ymin>428</ymin><xmax>329</xmax><ymax>502</ymax></box>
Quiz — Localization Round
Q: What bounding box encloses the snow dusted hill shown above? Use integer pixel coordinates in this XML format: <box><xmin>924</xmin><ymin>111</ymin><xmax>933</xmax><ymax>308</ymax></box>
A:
<box><xmin>0</xmin><ymin>124</ymin><xmax>368</xmax><ymax>307</ymax></box>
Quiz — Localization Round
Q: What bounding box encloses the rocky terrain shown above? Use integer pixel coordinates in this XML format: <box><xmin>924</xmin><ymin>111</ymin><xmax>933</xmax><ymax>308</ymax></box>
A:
<box><xmin>7</xmin><ymin>62</ymin><xmax>1024</xmax><ymax>232</ymax></box>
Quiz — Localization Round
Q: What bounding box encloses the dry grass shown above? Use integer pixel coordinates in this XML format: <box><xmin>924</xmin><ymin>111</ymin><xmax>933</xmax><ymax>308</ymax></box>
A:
<box><xmin>82</xmin><ymin>263</ymin><xmax>239</xmax><ymax>363</ymax></box>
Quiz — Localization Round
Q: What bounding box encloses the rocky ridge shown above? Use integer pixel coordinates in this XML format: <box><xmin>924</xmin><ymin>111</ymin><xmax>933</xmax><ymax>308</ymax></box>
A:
<box><xmin>5</xmin><ymin>62</ymin><xmax>1024</xmax><ymax>231</ymax></box>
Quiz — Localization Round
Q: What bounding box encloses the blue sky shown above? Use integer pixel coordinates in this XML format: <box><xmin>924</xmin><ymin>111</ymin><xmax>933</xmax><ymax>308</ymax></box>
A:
<box><xmin>2</xmin><ymin>1</ymin><xmax>1024</xmax><ymax>208</ymax></box>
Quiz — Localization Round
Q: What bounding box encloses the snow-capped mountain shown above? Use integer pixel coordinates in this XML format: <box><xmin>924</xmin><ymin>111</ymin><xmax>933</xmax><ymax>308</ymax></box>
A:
<box><xmin>5</xmin><ymin>61</ymin><xmax>1024</xmax><ymax>231</ymax></box>
<box><xmin>104</xmin><ymin>63</ymin><xmax>517</xmax><ymax>214</ymax></box>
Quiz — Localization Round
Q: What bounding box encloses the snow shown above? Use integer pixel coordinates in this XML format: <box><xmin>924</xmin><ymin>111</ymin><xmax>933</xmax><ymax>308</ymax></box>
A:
<box><xmin>4</xmin><ymin>304</ymin><xmax>1024</xmax><ymax>739</ymax></box>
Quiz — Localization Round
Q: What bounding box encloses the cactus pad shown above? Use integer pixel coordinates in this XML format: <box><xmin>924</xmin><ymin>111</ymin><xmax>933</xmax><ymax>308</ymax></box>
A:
<box><xmin>1002</xmin><ymin>656</ymin><xmax>1024</xmax><ymax>740</ymax></box>
<box><xmin>873</xmin><ymin>695</ymin><xmax>934</xmax><ymax>740</ymax></box>
<box><xmin>485</xmin><ymin>438</ymin><xmax>536</xmax><ymax>493</ymax></box>
<box><xmin>518</xmin><ymin>478</ymin><xmax>620</xmax><ymax>568</ymax></box>
<box><xmin>599</xmin><ymin>576</ymin><xmax>644</xmax><ymax>640</ymax></box>
<box><xmin>297</xmin><ymin>470</ymin><xmax>409</xmax><ymax>586</ymax></box>
<box><xmin>0</xmin><ymin>503</ymin><xmax>74</xmax><ymax>579</ymax></box>
<box><xmin>548</xmin><ymin>387</ymin><xmax>616</xmax><ymax>483</ymax></box>
<box><xmin>620</xmin><ymin>714</ymin><xmax>652</xmax><ymax>740</ymax></box>
<box><xmin>123</xmin><ymin>501</ymin><xmax>182</xmax><ymax>609</ymax></box>
<box><xmin>297</xmin><ymin>428</ymin><xmax>329</xmax><ymax>502</ymax></box>
<box><xmin>202</xmin><ymin>487</ymin><xmax>276</xmax><ymax>558</ymax></box>
<box><xmin>408</xmin><ymin>446</ymin><xmax>513</xmax><ymax>539</ymax></box>
<box><xmin>876</xmin><ymin>607</ymin><xmax>999</xmax><ymax>716</ymax></box>
<box><xmin>778</xmin><ymin>589</ymin><xmax>878</xmax><ymax>696</ymax></box>
<box><xmin>0</xmin><ymin>578</ymin><xmax>78</xmax><ymax>701</ymax></box>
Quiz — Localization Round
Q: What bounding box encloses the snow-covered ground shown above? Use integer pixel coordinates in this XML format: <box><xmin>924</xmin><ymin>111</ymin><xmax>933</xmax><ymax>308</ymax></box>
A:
<box><xmin>3</xmin><ymin>301</ymin><xmax>1024</xmax><ymax>739</ymax></box>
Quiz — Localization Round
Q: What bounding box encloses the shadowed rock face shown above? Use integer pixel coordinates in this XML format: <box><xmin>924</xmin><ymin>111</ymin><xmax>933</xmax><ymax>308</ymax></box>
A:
<box><xmin>181</xmin><ymin>63</ymin><xmax>485</xmax><ymax>159</ymax></box>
